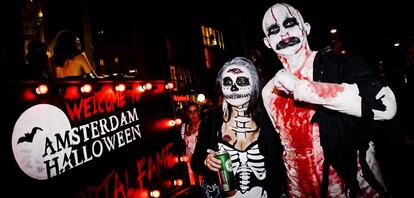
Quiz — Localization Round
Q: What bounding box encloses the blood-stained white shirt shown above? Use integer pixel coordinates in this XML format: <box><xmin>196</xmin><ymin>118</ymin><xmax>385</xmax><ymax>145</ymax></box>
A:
<box><xmin>262</xmin><ymin>52</ymin><xmax>385</xmax><ymax>198</ymax></box>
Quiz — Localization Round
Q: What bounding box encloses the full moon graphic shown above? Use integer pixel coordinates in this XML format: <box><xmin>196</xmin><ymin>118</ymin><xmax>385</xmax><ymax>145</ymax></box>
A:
<box><xmin>12</xmin><ymin>104</ymin><xmax>72</xmax><ymax>180</ymax></box>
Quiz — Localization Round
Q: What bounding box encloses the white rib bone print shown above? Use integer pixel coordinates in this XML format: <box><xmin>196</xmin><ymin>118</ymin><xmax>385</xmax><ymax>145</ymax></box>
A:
<box><xmin>218</xmin><ymin>143</ymin><xmax>266</xmax><ymax>194</ymax></box>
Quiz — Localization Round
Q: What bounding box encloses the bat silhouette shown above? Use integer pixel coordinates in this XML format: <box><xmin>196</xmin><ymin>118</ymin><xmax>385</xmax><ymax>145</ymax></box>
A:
<box><xmin>17</xmin><ymin>127</ymin><xmax>43</xmax><ymax>144</ymax></box>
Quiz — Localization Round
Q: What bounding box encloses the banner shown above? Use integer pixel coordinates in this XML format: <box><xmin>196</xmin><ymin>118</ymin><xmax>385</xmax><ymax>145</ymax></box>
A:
<box><xmin>2</xmin><ymin>80</ymin><xmax>187</xmax><ymax>197</ymax></box>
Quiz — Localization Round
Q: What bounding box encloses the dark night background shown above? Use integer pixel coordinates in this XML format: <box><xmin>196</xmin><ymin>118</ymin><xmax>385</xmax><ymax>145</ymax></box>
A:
<box><xmin>2</xmin><ymin>0</ymin><xmax>414</xmax><ymax>69</ymax></box>
<box><xmin>1</xmin><ymin>0</ymin><xmax>414</xmax><ymax>196</ymax></box>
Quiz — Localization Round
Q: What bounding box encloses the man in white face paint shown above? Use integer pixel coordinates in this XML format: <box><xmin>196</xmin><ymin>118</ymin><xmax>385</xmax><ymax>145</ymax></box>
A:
<box><xmin>191</xmin><ymin>57</ymin><xmax>287</xmax><ymax>198</ymax></box>
<box><xmin>261</xmin><ymin>3</ymin><xmax>397</xmax><ymax>198</ymax></box>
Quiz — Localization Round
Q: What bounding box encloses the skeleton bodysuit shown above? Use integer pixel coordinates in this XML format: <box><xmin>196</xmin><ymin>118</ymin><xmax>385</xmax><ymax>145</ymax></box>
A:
<box><xmin>190</xmin><ymin>57</ymin><xmax>286</xmax><ymax>198</ymax></box>
<box><xmin>218</xmin><ymin>105</ymin><xmax>267</xmax><ymax>197</ymax></box>
<box><xmin>220</xmin><ymin>63</ymin><xmax>268</xmax><ymax>197</ymax></box>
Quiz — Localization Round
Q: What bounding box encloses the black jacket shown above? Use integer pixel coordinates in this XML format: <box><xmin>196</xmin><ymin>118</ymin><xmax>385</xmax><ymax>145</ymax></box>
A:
<box><xmin>312</xmin><ymin>50</ymin><xmax>397</xmax><ymax>197</ymax></box>
<box><xmin>191</xmin><ymin>105</ymin><xmax>287</xmax><ymax>197</ymax></box>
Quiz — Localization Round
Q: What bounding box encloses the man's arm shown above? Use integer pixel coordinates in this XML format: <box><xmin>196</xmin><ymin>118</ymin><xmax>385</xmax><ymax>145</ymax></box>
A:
<box><xmin>274</xmin><ymin>69</ymin><xmax>397</xmax><ymax>120</ymax></box>
<box><xmin>294</xmin><ymin>80</ymin><xmax>396</xmax><ymax>120</ymax></box>
<box><xmin>79</xmin><ymin>52</ymin><xmax>98</xmax><ymax>77</ymax></box>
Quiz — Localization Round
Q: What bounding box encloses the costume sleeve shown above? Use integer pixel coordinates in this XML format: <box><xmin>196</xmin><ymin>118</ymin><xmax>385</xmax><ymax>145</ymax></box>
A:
<box><xmin>358</xmin><ymin>81</ymin><xmax>397</xmax><ymax>120</ymax></box>
<box><xmin>190</xmin><ymin>114</ymin><xmax>212</xmax><ymax>175</ymax></box>
<box><xmin>293</xmin><ymin>80</ymin><xmax>396</xmax><ymax>120</ymax></box>
<box><xmin>293</xmin><ymin>53</ymin><xmax>397</xmax><ymax>120</ymax></box>
<box><xmin>180</xmin><ymin>124</ymin><xmax>186</xmax><ymax>140</ymax></box>
<box><xmin>293</xmin><ymin>80</ymin><xmax>362</xmax><ymax>117</ymax></box>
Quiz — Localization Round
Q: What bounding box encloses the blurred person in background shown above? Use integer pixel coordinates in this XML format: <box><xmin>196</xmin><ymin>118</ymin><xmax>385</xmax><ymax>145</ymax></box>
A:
<box><xmin>180</xmin><ymin>101</ymin><xmax>203</xmax><ymax>186</ymax></box>
<box><xmin>23</xmin><ymin>40</ymin><xmax>51</xmax><ymax>80</ymax></box>
<box><xmin>50</xmin><ymin>30</ymin><xmax>98</xmax><ymax>78</ymax></box>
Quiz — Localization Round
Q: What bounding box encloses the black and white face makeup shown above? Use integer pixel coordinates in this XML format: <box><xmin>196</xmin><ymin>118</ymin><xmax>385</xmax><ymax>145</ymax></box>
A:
<box><xmin>222</xmin><ymin>66</ymin><xmax>252</xmax><ymax>107</ymax></box>
<box><xmin>262</xmin><ymin>3</ymin><xmax>310</xmax><ymax>56</ymax></box>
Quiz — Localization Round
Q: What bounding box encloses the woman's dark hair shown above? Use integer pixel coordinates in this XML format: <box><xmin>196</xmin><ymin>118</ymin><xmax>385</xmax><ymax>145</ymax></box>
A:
<box><xmin>51</xmin><ymin>30</ymin><xmax>82</xmax><ymax>67</ymax></box>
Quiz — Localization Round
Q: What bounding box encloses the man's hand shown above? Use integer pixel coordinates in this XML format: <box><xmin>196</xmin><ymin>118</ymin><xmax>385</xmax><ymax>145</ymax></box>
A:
<box><xmin>274</xmin><ymin>69</ymin><xmax>298</xmax><ymax>94</ymax></box>
<box><xmin>372</xmin><ymin>87</ymin><xmax>397</xmax><ymax>120</ymax></box>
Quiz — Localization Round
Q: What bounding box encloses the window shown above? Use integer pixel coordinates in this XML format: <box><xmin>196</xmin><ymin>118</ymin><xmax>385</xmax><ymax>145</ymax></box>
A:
<box><xmin>201</xmin><ymin>25</ymin><xmax>225</xmax><ymax>69</ymax></box>
<box><xmin>201</xmin><ymin>25</ymin><xmax>224</xmax><ymax>49</ymax></box>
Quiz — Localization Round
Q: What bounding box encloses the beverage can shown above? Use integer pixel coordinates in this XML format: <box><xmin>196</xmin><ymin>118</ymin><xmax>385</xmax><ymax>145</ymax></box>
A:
<box><xmin>214</xmin><ymin>150</ymin><xmax>237</xmax><ymax>195</ymax></box>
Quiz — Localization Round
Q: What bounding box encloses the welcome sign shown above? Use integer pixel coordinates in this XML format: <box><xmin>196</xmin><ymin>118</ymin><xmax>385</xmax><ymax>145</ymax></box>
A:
<box><xmin>3</xmin><ymin>80</ymin><xmax>187</xmax><ymax>197</ymax></box>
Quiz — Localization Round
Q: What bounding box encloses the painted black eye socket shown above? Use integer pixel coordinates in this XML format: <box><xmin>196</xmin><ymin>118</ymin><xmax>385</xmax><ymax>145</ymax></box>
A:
<box><xmin>223</xmin><ymin>77</ymin><xmax>233</xmax><ymax>86</ymax></box>
<box><xmin>283</xmin><ymin>18</ymin><xmax>298</xmax><ymax>28</ymax></box>
<box><xmin>267</xmin><ymin>24</ymin><xmax>280</xmax><ymax>35</ymax></box>
<box><xmin>236</xmin><ymin>77</ymin><xmax>250</xmax><ymax>86</ymax></box>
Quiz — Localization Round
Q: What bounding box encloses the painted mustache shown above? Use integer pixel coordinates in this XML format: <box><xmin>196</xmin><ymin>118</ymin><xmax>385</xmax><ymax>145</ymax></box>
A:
<box><xmin>276</xmin><ymin>37</ymin><xmax>300</xmax><ymax>50</ymax></box>
<box><xmin>224</xmin><ymin>94</ymin><xmax>249</xmax><ymax>99</ymax></box>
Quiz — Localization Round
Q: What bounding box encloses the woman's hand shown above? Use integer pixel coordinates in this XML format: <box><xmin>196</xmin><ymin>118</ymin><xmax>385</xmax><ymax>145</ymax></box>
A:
<box><xmin>204</xmin><ymin>149</ymin><xmax>221</xmax><ymax>172</ymax></box>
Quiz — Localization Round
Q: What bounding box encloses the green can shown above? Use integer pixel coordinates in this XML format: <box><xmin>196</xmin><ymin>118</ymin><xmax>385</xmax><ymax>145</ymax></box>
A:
<box><xmin>215</xmin><ymin>150</ymin><xmax>237</xmax><ymax>195</ymax></box>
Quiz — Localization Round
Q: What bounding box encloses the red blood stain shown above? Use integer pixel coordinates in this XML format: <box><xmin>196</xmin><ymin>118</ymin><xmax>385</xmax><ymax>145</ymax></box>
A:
<box><xmin>274</xmin><ymin>94</ymin><xmax>320</xmax><ymax>196</ymax></box>
<box><xmin>310</xmin><ymin>82</ymin><xmax>344</xmax><ymax>98</ymax></box>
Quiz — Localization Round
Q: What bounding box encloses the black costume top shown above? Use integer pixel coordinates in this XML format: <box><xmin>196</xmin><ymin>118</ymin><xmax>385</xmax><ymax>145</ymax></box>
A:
<box><xmin>191</xmin><ymin>105</ymin><xmax>286</xmax><ymax>197</ymax></box>
<box><xmin>312</xmin><ymin>50</ymin><xmax>397</xmax><ymax>197</ymax></box>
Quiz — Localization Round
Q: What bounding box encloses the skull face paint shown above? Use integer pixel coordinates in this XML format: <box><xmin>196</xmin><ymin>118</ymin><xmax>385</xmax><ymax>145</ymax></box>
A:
<box><xmin>222</xmin><ymin>66</ymin><xmax>252</xmax><ymax>107</ymax></box>
<box><xmin>262</xmin><ymin>3</ymin><xmax>310</xmax><ymax>56</ymax></box>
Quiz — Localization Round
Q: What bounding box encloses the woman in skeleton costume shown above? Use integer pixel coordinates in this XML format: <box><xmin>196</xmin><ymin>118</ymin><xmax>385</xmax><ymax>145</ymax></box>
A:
<box><xmin>191</xmin><ymin>57</ymin><xmax>286</xmax><ymax>198</ymax></box>
<box><xmin>261</xmin><ymin>3</ymin><xmax>397</xmax><ymax>198</ymax></box>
